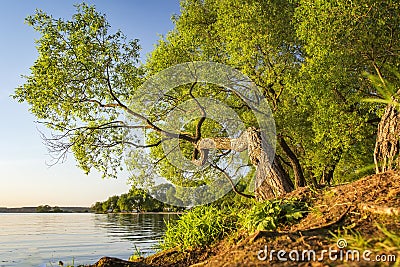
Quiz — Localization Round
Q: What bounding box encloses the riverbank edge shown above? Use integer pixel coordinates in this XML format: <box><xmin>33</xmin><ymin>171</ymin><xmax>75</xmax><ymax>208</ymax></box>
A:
<box><xmin>88</xmin><ymin>171</ymin><xmax>400</xmax><ymax>267</ymax></box>
<box><xmin>93</xmin><ymin>211</ymin><xmax>184</xmax><ymax>215</ymax></box>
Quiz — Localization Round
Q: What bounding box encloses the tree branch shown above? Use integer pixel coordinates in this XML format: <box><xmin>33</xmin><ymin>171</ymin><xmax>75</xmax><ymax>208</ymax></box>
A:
<box><xmin>104</xmin><ymin>65</ymin><xmax>196</xmax><ymax>143</ymax></box>
<box><xmin>189</xmin><ymin>82</ymin><xmax>206</xmax><ymax>141</ymax></box>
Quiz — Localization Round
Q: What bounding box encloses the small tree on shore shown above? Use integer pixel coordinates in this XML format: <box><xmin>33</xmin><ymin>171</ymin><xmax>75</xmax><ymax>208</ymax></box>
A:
<box><xmin>365</xmin><ymin>70</ymin><xmax>400</xmax><ymax>173</ymax></box>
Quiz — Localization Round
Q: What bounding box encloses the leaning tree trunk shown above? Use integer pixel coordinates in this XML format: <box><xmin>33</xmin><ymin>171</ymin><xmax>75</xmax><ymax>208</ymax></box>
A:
<box><xmin>374</xmin><ymin>98</ymin><xmax>400</xmax><ymax>173</ymax></box>
<box><xmin>194</xmin><ymin>127</ymin><xmax>294</xmax><ymax>200</ymax></box>
<box><xmin>278</xmin><ymin>136</ymin><xmax>305</xmax><ymax>188</ymax></box>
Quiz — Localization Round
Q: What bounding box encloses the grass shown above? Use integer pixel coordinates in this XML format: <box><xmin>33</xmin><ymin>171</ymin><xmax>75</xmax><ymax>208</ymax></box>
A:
<box><xmin>159</xmin><ymin>198</ymin><xmax>308</xmax><ymax>251</ymax></box>
<box><xmin>331</xmin><ymin>223</ymin><xmax>400</xmax><ymax>253</ymax></box>
<box><xmin>129</xmin><ymin>244</ymin><xmax>144</xmax><ymax>261</ymax></box>
<box><xmin>330</xmin><ymin>225</ymin><xmax>400</xmax><ymax>266</ymax></box>
<box><xmin>159</xmin><ymin>205</ymin><xmax>238</xmax><ymax>250</ymax></box>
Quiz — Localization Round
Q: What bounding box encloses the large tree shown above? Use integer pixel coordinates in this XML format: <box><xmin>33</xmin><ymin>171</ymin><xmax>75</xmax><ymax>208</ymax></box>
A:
<box><xmin>146</xmin><ymin>0</ymin><xmax>303</xmax><ymax>198</ymax></box>
<box><xmin>146</xmin><ymin>0</ymin><xmax>387</xmax><ymax>188</ymax></box>
<box><xmin>15</xmin><ymin>3</ymin><xmax>293</xmax><ymax>203</ymax></box>
<box><xmin>15</xmin><ymin>1</ymin><xmax>400</xmax><ymax>205</ymax></box>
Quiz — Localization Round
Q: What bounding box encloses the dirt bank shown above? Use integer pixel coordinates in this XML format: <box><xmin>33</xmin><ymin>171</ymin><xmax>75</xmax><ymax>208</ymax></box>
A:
<box><xmin>91</xmin><ymin>171</ymin><xmax>400</xmax><ymax>267</ymax></box>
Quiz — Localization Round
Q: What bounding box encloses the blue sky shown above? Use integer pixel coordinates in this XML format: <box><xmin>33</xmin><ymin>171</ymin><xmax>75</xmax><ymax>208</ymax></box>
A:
<box><xmin>0</xmin><ymin>0</ymin><xmax>180</xmax><ymax>207</ymax></box>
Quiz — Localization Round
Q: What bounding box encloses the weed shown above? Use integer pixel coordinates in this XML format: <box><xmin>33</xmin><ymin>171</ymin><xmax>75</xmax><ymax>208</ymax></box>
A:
<box><xmin>46</xmin><ymin>257</ymin><xmax>79</xmax><ymax>267</ymax></box>
<box><xmin>129</xmin><ymin>244</ymin><xmax>144</xmax><ymax>261</ymax></box>
<box><xmin>309</xmin><ymin>206</ymin><xmax>324</xmax><ymax>217</ymax></box>
<box><xmin>238</xmin><ymin>198</ymin><xmax>308</xmax><ymax>232</ymax></box>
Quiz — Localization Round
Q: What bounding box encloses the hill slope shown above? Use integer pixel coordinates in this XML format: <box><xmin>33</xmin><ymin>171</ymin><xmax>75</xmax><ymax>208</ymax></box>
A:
<box><xmin>92</xmin><ymin>171</ymin><xmax>400</xmax><ymax>267</ymax></box>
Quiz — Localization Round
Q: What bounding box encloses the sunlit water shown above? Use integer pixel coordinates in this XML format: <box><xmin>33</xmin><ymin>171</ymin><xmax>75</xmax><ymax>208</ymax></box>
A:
<box><xmin>0</xmin><ymin>213</ymin><xmax>178</xmax><ymax>267</ymax></box>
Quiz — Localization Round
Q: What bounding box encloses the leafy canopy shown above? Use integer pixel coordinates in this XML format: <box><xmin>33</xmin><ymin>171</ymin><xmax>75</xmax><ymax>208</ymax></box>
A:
<box><xmin>15</xmin><ymin>0</ymin><xmax>400</xmax><ymax>191</ymax></box>
<box><xmin>15</xmin><ymin>4</ymin><xmax>142</xmax><ymax>178</ymax></box>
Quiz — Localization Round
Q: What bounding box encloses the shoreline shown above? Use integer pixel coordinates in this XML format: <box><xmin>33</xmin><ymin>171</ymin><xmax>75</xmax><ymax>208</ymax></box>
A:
<box><xmin>0</xmin><ymin>206</ymin><xmax>90</xmax><ymax>213</ymax></box>
<box><xmin>102</xmin><ymin>211</ymin><xmax>184</xmax><ymax>215</ymax></box>
<box><xmin>0</xmin><ymin>211</ymin><xmax>183</xmax><ymax>215</ymax></box>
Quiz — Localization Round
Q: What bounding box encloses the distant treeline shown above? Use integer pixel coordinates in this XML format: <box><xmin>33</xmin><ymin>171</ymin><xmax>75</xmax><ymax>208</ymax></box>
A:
<box><xmin>36</xmin><ymin>205</ymin><xmax>90</xmax><ymax>213</ymax></box>
<box><xmin>0</xmin><ymin>206</ymin><xmax>90</xmax><ymax>213</ymax></box>
<box><xmin>91</xmin><ymin>185</ymin><xmax>186</xmax><ymax>213</ymax></box>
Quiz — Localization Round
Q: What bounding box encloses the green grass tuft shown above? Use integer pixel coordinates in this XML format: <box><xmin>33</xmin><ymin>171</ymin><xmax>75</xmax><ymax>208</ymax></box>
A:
<box><xmin>159</xmin><ymin>205</ymin><xmax>238</xmax><ymax>250</ymax></box>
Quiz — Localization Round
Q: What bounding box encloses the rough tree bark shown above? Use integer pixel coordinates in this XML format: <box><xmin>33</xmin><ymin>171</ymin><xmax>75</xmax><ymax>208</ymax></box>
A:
<box><xmin>374</xmin><ymin>98</ymin><xmax>400</xmax><ymax>173</ymax></box>
<box><xmin>193</xmin><ymin>127</ymin><xmax>294</xmax><ymax>200</ymax></box>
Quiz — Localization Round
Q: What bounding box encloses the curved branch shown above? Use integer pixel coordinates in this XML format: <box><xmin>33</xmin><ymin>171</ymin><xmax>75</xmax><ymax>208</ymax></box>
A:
<box><xmin>122</xmin><ymin>138</ymin><xmax>171</xmax><ymax>148</ymax></box>
<box><xmin>104</xmin><ymin>65</ymin><xmax>196</xmax><ymax>143</ymax></box>
<box><xmin>37</xmin><ymin>120</ymin><xmax>169</xmax><ymax>167</ymax></box>
<box><xmin>189</xmin><ymin>82</ymin><xmax>206</xmax><ymax>141</ymax></box>
<box><xmin>81</xmin><ymin>98</ymin><xmax>120</xmax><ymax>108</ymax></box>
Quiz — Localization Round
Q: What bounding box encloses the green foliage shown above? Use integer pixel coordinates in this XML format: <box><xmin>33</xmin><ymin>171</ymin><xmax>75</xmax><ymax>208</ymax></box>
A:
<box><xmin>238</xmin><ymin>198</ymin><xmax>308</xmax><ymax>232</ymax></box>
<box><xmin>90</xmin><ymin>185</ymin><xmax>185</xmax><ymax>213</ymax></box>
<box><xmin>14</xmin><ymin>3</ymin><xmax>142</xmax><ymax>179</ymax></box>
<box><xmin>143</xmin><ymin>0</ymin><xmax>299</xmax><ymax>188</ymax></box>
<box><xmin>363</xmin><ymin>68</ymin><xmax>400</xmax><ymax>109</ymax></box>
<box><xmin>36</xmin><ymin>205</ymin><xmax>64</xmax><ymax>213</ymax></box>
<box><xmin>292</xmin><ymin>0</ymin><xmax>400</xmax><ymax>182</ymax></box>
<box><xmin>15</xmin><ymin>0</ymin><xmax>400</xmax><ymax>196</ymax></box>
<box><xmin>160</xmin><ymin>198</ymin><xmax>309</xmax><ymax>250</ymax></box>
<box><xmin>159</xmin><ymin>206</ymin><xmax>237</xmax><ymax>250</ymax></box>
<box><xmin>91</xmin><ymin>201</ymin><xmax>104</xmax><ymax>213</ymax></box>
<box><xmin>36</xmin><ymin>205</ymin><xmax>52</xmax><ymax>213</ymax></box>
<box><xmin>146</xmin><ymin>0</ymin><xmax>400</xmax><ymax>186</ymax></box>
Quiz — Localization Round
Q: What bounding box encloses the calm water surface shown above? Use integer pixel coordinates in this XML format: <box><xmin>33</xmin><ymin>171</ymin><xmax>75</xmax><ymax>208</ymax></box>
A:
<box><xmin>0</xmin><ymin>213</ymin><xmax>178</xmax><ymax>267</ymax></box>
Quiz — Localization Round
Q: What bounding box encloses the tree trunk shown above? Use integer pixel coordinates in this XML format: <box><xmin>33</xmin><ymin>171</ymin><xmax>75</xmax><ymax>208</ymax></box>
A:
<box><xmin>253</xmin><ymin>147</ymin><xmax>294</xmax><ymax>200</ymax></box>
<box><xmin>194</xmin><ymin>127</ymin><xmax>294</xmax><ymax>200</ymax></box>
<box><xmin>374</xmin><ymin>100</ymin><xmax>400</xmax><ymax>173</ymax></box>
<box><xmin>278</xmin><ymin>136</ymin><xmax>305</xmax><ymax>188</ymax></box>
<box><xmin>320</xmin><ymin>166</ymin><xmax>335</xmax><ymax>186</ymax></box>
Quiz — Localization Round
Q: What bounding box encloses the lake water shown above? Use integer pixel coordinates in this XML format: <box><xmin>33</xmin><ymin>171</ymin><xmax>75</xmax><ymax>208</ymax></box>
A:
<box><xmin>0</xmin><ymin>213</ymin><xmax>178</xmax><ymax>267</ymax></box>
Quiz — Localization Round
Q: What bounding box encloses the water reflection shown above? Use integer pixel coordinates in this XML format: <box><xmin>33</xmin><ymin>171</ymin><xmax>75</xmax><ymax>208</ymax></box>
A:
<box><xmin>93</xmin><ymin>213</ymin><xmax>179</xmax><ymax>254</ymax></box>
<box><xmin>0</xmin><ymin>213</ymin><xmax>179</xmax><ymax>267</ymax></box>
